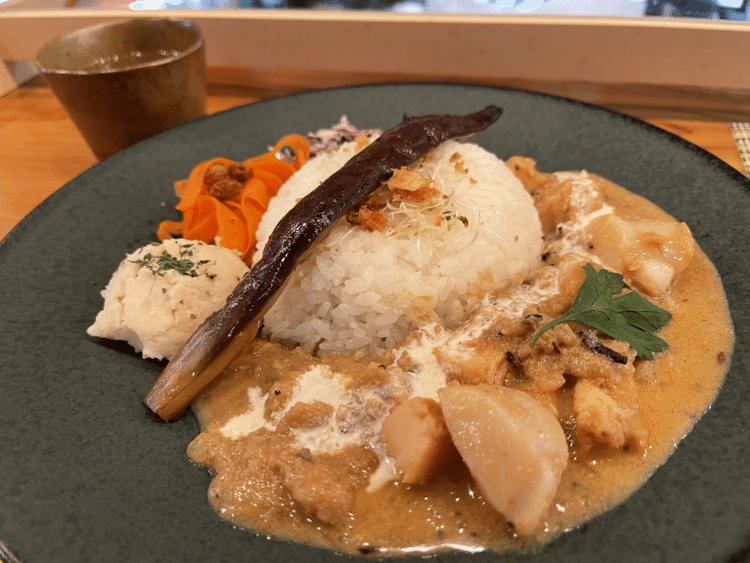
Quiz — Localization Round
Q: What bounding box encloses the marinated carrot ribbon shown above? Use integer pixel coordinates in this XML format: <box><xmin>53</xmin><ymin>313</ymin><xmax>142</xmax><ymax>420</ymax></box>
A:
<box><xmin>157</xmin><ymin>134</ymin><xmax>311</xmax><ymax>263</ymax></box>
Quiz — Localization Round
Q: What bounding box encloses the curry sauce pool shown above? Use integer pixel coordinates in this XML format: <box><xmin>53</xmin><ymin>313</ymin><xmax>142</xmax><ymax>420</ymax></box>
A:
<box><xmin>184</xmin><ymin>152</ymin><xmax>733</xmax><ymax>555</ymax></box>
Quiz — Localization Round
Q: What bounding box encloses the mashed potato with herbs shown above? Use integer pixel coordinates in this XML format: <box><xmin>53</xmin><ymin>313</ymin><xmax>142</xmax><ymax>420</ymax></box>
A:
<box><xmin>88</xmin><ymin>238</ymin><xmax>249</xmax><ymax>360</ymax></box>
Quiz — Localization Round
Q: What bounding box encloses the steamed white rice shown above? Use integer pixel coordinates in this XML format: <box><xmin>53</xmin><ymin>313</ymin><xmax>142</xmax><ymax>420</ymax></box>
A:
<box><xmin>253</xmin><ymin>139</ymin><xmax>543</xmax><ymax>355</ymax></box>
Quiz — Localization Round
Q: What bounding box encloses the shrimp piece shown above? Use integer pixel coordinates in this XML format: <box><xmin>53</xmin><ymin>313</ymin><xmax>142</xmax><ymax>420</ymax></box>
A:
<box><xmin>586</xmin><ymin>214</ymin><xmax>694</xmax><ymax>296</ymax></box>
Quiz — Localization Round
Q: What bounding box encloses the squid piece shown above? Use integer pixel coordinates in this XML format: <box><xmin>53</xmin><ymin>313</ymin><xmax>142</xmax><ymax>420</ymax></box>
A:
<box><xmin>438</xmin><ymin>384</ymin><xmax>568</xmax><ymax>535</ymax></box>
<box><xmin>144</xmin><ymin>106</ymin><xmax>504</xmax><ymax>421</ymax></box>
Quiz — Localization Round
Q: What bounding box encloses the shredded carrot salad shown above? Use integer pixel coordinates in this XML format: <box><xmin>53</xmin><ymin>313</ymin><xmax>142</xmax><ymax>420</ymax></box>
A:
<box><xmin>158</xmin><ymin>134</ymin><xmax>311</xmax><ymax>264</ymax></box>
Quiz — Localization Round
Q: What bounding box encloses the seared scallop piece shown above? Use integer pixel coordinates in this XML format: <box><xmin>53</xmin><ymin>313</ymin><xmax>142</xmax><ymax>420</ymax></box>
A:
<box><xmin>380</xmin><ymin>397</ymin><xmax>455</xmax><ymax>485</ymax></box>
<box><xmin>438</xmin><ymin>384</ymin><xmax>568</xmax><ymax>534</ymax></box>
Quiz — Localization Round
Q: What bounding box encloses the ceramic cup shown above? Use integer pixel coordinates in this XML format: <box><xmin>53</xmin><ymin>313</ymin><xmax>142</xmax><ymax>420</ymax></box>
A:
<box><xmin>36</xmin><ymin>18</ymin><xmax>207</xmax><ymax>160</ymax></box>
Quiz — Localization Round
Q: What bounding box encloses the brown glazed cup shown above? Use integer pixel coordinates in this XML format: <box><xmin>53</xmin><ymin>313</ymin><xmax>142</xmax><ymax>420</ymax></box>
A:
<box><xmin>36</xmin><ymin>18</ymin><xmax>207</xmax><ymax>160</ymax></box>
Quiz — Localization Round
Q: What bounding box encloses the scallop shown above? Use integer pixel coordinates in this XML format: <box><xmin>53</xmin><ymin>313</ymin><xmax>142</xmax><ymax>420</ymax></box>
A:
<box><xmin>438</xmin><ymin>384</ymin><xmax>568</xmax><ymax>534</ymax></box>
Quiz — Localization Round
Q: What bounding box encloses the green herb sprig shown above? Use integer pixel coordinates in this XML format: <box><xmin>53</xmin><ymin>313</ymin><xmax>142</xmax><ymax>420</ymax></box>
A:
<box><xmin>529</xmin><ymin>264</ymin><xmax>672</xmax><ymax>360</ymax></box>
<box><xmin>131</xmin><ymin>243</ymin><xmax>211</xmax><ymax>278</ymax></box>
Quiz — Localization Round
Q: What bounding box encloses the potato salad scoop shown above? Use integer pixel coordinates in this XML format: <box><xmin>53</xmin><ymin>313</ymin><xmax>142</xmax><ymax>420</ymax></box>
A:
<box><xmin>144</xmin><ymin>106</ymin><xmax>504</xmax><ymax>421</ymax></box>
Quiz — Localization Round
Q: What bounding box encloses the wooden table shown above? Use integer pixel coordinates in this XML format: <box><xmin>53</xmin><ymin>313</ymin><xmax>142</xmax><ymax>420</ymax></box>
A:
<box><xmin>0</xmin><ymin>76</ymin><xmax>746</xmax><ymax>242</ymax></box>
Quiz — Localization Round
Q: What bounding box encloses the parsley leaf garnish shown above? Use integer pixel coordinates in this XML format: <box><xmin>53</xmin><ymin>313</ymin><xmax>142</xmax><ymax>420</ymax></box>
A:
<box><xmin>529</xmin><ymin>263</ymin><xmax>672</xmax><ymax>360</ymax></box>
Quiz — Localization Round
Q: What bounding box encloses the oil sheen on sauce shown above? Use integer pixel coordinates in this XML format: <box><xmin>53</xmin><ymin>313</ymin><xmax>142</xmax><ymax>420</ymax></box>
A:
<box><xmin>187</xmin><ymin>178</ymin><xmax>734</xmax><ymax>556</ymax></box>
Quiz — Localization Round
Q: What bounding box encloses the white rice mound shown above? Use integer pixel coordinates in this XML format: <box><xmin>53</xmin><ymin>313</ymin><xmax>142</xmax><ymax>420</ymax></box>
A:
<box><xmin>254</xmin><ymin>139</ymin><xmax>543</xmax><ymax>356</ymax></box>
<box><xmin>88</xmin><ymin>238</ymin><xmax>249</xmax><ymax>360</ymax></box>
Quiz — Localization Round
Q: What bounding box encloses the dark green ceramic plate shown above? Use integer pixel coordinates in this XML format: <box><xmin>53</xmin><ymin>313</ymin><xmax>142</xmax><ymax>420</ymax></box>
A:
<box><xmin>1</xmin><ymin>83</ymin><xmax>748</xmax><ymax>563</ymax></box>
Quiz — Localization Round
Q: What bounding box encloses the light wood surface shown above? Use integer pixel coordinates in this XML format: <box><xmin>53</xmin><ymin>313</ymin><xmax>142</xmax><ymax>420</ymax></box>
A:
<box><xmin>2</xmin><ymin>12</ymin><xmax>750</xmax><ymax>92</ymax></box>
<box><xmin>0</xmin><ymin>76</ymin><xmax>746</xmax><ymax>242</ymax></box>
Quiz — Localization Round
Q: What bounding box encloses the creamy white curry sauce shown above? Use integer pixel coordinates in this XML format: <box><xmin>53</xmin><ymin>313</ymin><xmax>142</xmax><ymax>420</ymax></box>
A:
<box><xmin>187</xmin><ymin>159</ymin><xmax>734</xmax><ymax>556</ymax></box>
